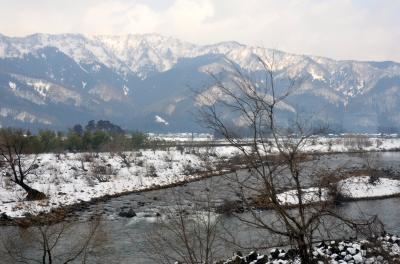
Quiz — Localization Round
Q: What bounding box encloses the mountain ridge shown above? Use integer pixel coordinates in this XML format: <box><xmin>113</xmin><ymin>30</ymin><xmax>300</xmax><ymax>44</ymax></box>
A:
<box><xmin>0</xmin><ymin>33</ymin><xmax>399</xmax><ymax>133</ymax></box>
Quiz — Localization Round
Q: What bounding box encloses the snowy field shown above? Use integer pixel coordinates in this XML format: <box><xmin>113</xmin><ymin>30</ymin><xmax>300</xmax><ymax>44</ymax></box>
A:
<box><xmin>150</xmin><ymin>134</ymin><xmax>400</xmax><ymax>153</ymax></box>
<box><xmin>340</xmin><ymin>176</ymin><xmax>400</xmax><ymax>199</ymax></box>
<box><xmin>1</xmin><ymin>137</ymin><xmax>400</xmax><ymax>218</ymax></box>
<box><xmin>0</xmin><ymin>150</ymin><xmax>206</xmax><ymax>218</ymax></box>
<box><xmin>277</xmin><ymin>176</ymin><xmax>400</xmax><ymax>206</ymax></box>
<box><xmin>148</xmin><ymin>132</ymin><xmax>214</xmax><ymax>141</ymax></box>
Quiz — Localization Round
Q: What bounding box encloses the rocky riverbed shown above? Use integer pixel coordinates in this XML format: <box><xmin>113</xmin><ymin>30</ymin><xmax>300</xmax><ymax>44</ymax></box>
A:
<box><xmin>222</xmin><ymin>233</ymin><xmax>400</xmax><ymax>264</ymax></box>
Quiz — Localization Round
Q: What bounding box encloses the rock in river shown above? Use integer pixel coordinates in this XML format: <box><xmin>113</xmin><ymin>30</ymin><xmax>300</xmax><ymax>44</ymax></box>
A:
<box><xmin>118</xmin><ymin>208</ymin><xmax>136</xmax><ymax>218</ymax></box>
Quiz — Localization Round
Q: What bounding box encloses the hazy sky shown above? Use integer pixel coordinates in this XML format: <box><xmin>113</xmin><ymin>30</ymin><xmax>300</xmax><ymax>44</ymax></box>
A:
<box><xmin>1</xmin><ymin>0</ymin><xmax>399</xmax><ymax>62</ymax></box>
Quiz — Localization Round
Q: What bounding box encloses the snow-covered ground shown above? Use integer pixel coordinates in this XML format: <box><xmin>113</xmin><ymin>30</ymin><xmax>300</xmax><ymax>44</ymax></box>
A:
<box><xmin>149</xmin><ymin>134</ymin><xmax>400</xmax><ymax>153</ymax></box>
<box><xmin>277</xmin><ymin>176</ymin><xmax>400</xmax><ymax>206</ymax></box>
<box><xmin>302</xmin><ymin>137</ymin><xmax>400</xmax><ymax>153</ymax></box>
<box><xmin>0</xmin><ymin>149</ymin><xmax>222</xmax><ymax>218</ymax></box>
<box><xmin>148</xmin><ymin>132</ymin><xmax>214</xmax><ymax>141</ymax></box>
<box><xmin>1</xmin><ymin>137</ymin><xmax>400</xmax><ymax>219</ymax></box>
<box><xmin>340</xmin><ymin>176</ymin><xmax>400</xmax><ymax>199</ymax></box>
<box><xmin>277</xmin><ymin>187</ymin><xmax>329</xmax><ymax>206</ymax></box>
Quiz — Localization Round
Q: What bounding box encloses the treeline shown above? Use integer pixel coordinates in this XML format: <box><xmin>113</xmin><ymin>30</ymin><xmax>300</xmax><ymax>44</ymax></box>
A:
<box><xmin>0</xmin><ymin>120</ymin><xmax>150</xmax><ymax>154</ymax></box>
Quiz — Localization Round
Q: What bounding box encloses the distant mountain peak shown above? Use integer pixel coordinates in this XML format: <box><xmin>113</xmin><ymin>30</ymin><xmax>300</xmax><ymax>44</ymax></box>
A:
<box><xmin>0</xmin><ymin>32</ymin><xmax>400</xmax><ymax>132</ymax></box>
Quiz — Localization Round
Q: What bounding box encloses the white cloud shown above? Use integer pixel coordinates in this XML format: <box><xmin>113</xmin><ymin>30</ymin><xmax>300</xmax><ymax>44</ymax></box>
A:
<box><xmin>82</xmin><ymin>1</ymin><xmax>161</xmax><ymax>35</ymax></box>
<box><xmin>0</xmin><ymin>0</ymin><xmax>399</xmax><ymax>62</ymax></box>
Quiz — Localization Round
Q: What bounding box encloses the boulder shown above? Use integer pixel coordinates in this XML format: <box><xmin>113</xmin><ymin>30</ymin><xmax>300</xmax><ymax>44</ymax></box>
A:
<box><xmin>0</xmin><ymin>212</ymin><xmax>10</xmax><ymax>220</ymax></box>
<box><xmin>118</xmin><ymin>208</ymin><xmax>136</xmax><ymax>218</ymax></box>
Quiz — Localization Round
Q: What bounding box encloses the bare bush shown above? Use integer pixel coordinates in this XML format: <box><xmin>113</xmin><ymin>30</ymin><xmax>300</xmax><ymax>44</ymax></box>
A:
<box><xmin>144</xmin><ymin>186</ymin><xmax>222</xmax><ymax>264</ymax></box>
<box><xmin>146</xmin><ymin>164</ymin><xmax>158</xmax><ymax>178</ymax></box>
<box><xmin>163</xmin><ymin>153</ymin><xmax>173</xmax><ymax>163</ymax></box>
<box><xmin>136</xmin><ymin>159</ymin><xmax>144</xmax><ymax>167</ymax></box>
<box><xmin>176</xmin><ymin>145</ymin><xmax>185</xmax><ymax>154</ymax></box>
<box><xmin>81</xmin><ymin>152</ymin><xmax>95</xmax><ymax>162</ymax></box>
<box><xmin>361</xmin><ymin>152</ymin><xmax>382</xmax><ymax>185</ymax></box>
<box><xmin>183</xmin><ymin>162</ymin><xmax>197</xmax><ymax>176</ymax></box>
<box><xmin>344</xmin><ymin>134</ymin><xmax>373</xmax><ymax>150</ymax></box>
<box><xmin>118</xmin><ymin>152</ymin><xmax>132</xmax><ymax>168</ymax></box>
<box><xmin>90</xmin><ymin>162</ymin><xmax>113</xmax><ymax>183</ymax></box>
<box><xmin>1</xmin><ymin>215</ymin><xmax>104</xmax><ymax>264</ymax></box>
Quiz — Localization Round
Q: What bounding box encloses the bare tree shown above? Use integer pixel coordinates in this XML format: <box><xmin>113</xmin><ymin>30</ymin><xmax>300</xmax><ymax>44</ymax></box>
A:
<box><xmin>1</xmin><ymin>215</ymin><xmax>103</xmax><ymax>264</ymax></box>
<box><xmin>197</xmin><ymin>55</ymin><xmax>377</xmax><ymax>262</ymax></box>
<box><xmin>343</xmin><ymin>134</ymin><xmax>372</xmax><ymax>151</ymax></box>
<box><xmin>144</xmin><ymin>184</ymin><xmax>223</xmax><ymax>264</ymax></box>
<box><xmin>361</xmin><ymin>152</ymin><xmax>382</xmax><ymax>185</ymax></box>
<box><xmin>0</xmin><ymin>129</ymin><xmax>46</xmax><ymax>200</ymax></box>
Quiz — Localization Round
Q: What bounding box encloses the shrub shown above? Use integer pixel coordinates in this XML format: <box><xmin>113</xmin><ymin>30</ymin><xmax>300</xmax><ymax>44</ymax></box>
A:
<box><xmin>163</xmin><ymin>154</ymin><xmax>172</xmax><ymax>163</ymax></box>
<box><xmin>183</xmin><ymin>162</ymin><xmax>196</xmax><ymax>175</ymax></box>
<box><xmin>146</xmin><ymin>164</ymin><xmax>157</xmax><ymax>177</ymax></box>
<box><xmin>328</xmin><ymin>182</ymin><xmax>349</xmax><ymax>205</ymax></box>
<box><xmin>118</xmin><ymin>152</ymin><xmax>132</xmax><ymax>168</ymax></box>
<box><xmin>93</xmin><ymin>174</ymin><xmax>111</xmax><ymax>183</ymax></box>
<box><xmin>136</xmin><ymin>160</ymin><xmax>144</xmax><ymax>167</ymax></box>
<box><xmin>368</xmin><ymin>174</ymin><xmax>381</xmax><ymax>185</ymax></box>
<box><xmin>81</xmin><ymin>153</ymin><xmax>94</xmax><ymax>162</ymax></box>
<box><xmin>176</xmin><ymin>145</ymin><xmax>185</xmax><ymax>154</ymax></box>
<box><xmin>90</xmin><ymin>163</ymin><xmax>112</xmax><ymax>182</ymax></box>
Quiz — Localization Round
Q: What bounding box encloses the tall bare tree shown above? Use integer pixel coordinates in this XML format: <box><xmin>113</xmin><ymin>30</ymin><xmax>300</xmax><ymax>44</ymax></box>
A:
<box><xmin>0</xmin><ymin>129</ymin><xmax>46</xmax><ymax>200</ymax></box>
<box><xmin>1</xmin><ymin>215</ymin><xmax>103</xmax><ymax>264</ymax></box>
<box><xmin>197</xmin><ymin>55</ymin><xmax>377</xmax><ymax>262</ymax></box>
<box><xmin>144</xmin><ymin>183</ymin><xmax>223</xmax><ymax>264</ymax></box>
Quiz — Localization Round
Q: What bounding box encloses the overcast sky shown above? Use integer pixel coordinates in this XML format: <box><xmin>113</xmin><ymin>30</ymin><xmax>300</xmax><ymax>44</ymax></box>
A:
<box><xmin>1</xmin><ymin>0</ymin><xmax>399</xmax><ymax>62</ymax></box>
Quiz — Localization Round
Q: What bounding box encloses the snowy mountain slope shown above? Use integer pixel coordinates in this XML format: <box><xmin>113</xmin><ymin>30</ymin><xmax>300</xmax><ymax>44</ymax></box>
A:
<box><xmin>0</xmin><ymin>33</ymin><xmax>399</xmax><ymax>132</ymax></box>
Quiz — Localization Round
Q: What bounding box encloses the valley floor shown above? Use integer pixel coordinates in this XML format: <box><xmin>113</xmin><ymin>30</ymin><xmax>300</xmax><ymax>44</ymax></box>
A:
<box><xmin>1</xmin><ymin>137</ymin><xmax>400</xmax><ymax>219</ymax></box>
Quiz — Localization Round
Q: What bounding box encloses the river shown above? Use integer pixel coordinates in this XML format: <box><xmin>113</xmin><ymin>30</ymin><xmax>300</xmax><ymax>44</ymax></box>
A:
<box><xmin>0</xmin><ymin>152</ymin><xmax>399</xmax><ymax>263</ymax></box>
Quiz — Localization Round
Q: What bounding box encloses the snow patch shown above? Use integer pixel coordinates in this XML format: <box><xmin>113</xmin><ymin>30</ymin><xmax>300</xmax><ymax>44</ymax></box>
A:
<box><xmin>14</xmin><ymin>111</ymin><xmax>52</xmax><ymax>125</ymax></box>
<box><xmin>309</xmin><ymin>67</ymin><xmax>325</xmax><ymax>81</ymax></box>
<box><xmin>155</xmin><ymin>115</ymin><xmax>169</xmax><ymax>125</ymax></box>
<box><xmin>0</xmin><ymin>108</ymin><xmax>14</xmax><ymax>117</ymax></box>
<box><xmin>277</xmin><ymin>176</ymin><xmax>400</xmax><ymax>206</ymax></box>
<box><xmin>123</xmin><ymin>85</ymin><xmax>129</xmax><ymax>96</ymax></box>
<box><xmin>26</xmin><ymin>80</ymin><xmax>51</xmax><ymax>97</ymax></box>
<box><xmin>340</xmin><ymin>176</ymin><xmax>400</xmax><ymax>198</ymax></box>
<box><xmin>91</xmin><ymin>64</ymin><xmax>101</xmax><ymax>72</ymax></box>
<box><xmin>8</xmin><ymin>81</ymin><xmax>16</xmax><ymax>91</ymax></box>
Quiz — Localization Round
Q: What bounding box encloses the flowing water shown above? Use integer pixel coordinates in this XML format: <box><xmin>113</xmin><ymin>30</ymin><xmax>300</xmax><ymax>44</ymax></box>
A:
<box><xmin>1</xmin><ymin>152</ymin><xmax>399</xmax><ymax>263</ymax></box>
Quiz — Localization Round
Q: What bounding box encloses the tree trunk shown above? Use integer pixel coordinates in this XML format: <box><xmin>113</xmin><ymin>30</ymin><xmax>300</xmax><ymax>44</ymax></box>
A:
<box><xmin>297</xmin><ymin>235</ymin><xmax>313</xmax><ymax>264</ymax></box>
<box><xmin>18</xmin><ymin>181</ymin><xmax>47</xmax><ymax>201</ymax></box>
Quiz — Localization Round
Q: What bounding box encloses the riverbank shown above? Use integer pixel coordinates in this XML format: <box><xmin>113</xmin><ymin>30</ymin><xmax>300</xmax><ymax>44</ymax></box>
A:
<box><xmin>1</xmin><ymin>138</ymin><xmax>400</xmax><ymax>222</ymax></box>
<box><xmin>3</xmin><ymin>172</ymin><xmax>400</xmax><ymax>227</ymax></box>
<box><xmin>221</xmin><ymin>233</ymin><xmax>400</xmax><ymax>264</ymax></box>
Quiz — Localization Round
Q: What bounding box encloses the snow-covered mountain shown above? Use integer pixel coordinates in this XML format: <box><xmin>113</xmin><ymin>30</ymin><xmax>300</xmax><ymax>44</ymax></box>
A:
<box><xmin>0</xmin><ymin>33</ymin><xmax>400</xmax><ymax>132</ymax></box>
